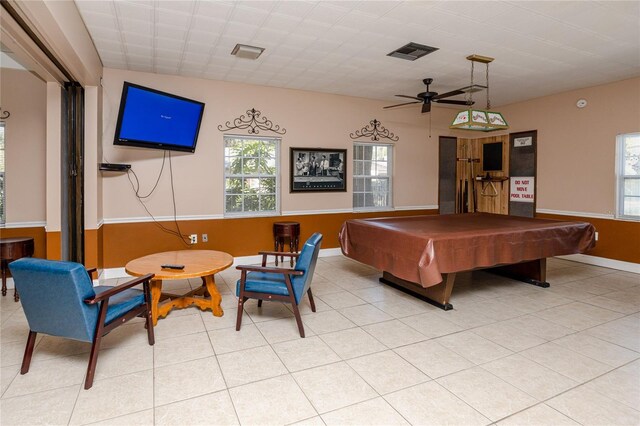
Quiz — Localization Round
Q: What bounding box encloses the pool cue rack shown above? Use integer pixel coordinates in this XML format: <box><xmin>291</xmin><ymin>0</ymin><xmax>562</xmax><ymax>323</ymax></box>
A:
<box><xmin>455</xmin><ymin>135</ymin><xmax>510</xmax><ymax>215</ymax></box>
<box><xmin>456</xmin><ymin>156</ymin><xmax>480</xmax><ymax>213</ymax></box>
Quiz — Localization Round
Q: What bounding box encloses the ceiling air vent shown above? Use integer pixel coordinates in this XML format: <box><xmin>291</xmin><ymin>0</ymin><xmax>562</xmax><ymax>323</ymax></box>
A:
<box><xmin>231</xmin><ymin>44</ymin><xmax>265</xmax><ymax>60</ymax></box>
<box><xmin>387</xmin><ymin>42</ymin><xmax>439</xmax><ymax>61</ymax></box>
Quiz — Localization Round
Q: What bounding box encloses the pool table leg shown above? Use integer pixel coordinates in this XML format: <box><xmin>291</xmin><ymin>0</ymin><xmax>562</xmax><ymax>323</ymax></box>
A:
<box><xmin>380</xmin><ymin>272</ymin><xmax>455</xmax><ymax>311</ymax></box>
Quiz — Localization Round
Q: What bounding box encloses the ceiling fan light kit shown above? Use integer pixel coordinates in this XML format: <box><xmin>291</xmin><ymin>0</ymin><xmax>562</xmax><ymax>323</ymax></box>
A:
<box><xmin>449</xmin><ymin>54</ymin><xmax>509</xmax><ymax>132</ymax></box>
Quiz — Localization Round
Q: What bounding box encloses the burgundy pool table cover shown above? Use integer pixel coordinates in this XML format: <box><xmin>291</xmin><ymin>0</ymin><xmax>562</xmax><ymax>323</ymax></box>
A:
<box><xmin>339</xmin><ymin>213</ymin><xmax>596</xmax><ymax>287</ymax></box>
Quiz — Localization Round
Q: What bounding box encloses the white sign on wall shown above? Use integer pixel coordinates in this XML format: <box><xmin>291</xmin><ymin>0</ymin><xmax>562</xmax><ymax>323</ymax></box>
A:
<box><xmin>514</xmin><ymin>137</ymin><xmax>533</xmax><ymax>147</ymax></box>
<box><xmin>510</xmin><ymin>177</ymin><xmax>535</xmax><ymax>203</ymax></box>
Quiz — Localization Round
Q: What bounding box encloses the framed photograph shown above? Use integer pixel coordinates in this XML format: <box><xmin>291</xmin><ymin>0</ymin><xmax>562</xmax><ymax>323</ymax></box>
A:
<box><xmin>290</xmin><ymin>148</ymin><xmax>347</xmax><ymax>192</ymax></box>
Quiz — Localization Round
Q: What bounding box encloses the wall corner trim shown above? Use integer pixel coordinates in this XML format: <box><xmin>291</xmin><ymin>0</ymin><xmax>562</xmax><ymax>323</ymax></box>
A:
<box><xmin>102</xmin><ymin>214</ymin><xmax>224</xmax><ymax>225</ymax></box>
<box><xmin>536</xmin><ymin>209</ymin><xmax>614</xmax><ymax>220</ymax></box>
<box><xmin>282</xmin><ymin>209</ymin><xmax>353</xmax><ymax>216</ymax></box>
<box><xmin>395</xmin><ymin>205</ymin><xmax>438</xmax><ymax>211</ymax></box>
<box><xmin>0</xmin><ymin>221</ymin><xmax>46</xmax><ymax>229</ymax></box>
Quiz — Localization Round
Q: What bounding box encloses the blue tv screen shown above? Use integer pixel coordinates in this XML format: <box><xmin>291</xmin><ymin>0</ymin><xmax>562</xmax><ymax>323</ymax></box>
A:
<box><xmin>114</xmin><ymin>82</ymin><xmax>205</xmax><ymax>153</ymax></box>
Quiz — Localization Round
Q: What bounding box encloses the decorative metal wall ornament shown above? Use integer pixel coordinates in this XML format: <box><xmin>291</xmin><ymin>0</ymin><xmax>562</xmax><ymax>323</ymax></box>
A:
<box><xmin>0</xmin><ymin>108</ymin><xmax>10</xmax><ymax>119</ymax></box>
<box><xmin>349</xmin><ymin>119</ymin><xmax>399</xmax><ymax>142</ymax></box>
<box><xmin>217</xmin><ymin>108</ymin><xmax>286</xmax><ymax>135</ymax></box>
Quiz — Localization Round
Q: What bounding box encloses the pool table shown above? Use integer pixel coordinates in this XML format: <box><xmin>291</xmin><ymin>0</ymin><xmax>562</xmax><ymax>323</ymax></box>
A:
<box><xmin>339</xmin><ymin>213</ymin><xmax>596</xmax><ymax>310</ymax></box>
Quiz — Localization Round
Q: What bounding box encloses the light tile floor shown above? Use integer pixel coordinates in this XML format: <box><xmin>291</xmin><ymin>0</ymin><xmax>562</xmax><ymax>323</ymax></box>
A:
<box><xmin>1</xmin><ymin>256</ymin><xmax>639</xmax><ymax>425</ymax></box>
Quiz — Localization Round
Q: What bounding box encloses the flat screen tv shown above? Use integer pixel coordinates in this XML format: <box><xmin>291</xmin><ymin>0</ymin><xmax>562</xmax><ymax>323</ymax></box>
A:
<box><xmin>114</xmin><ymin>82</ymin><xmax>205</xmax><ymax>153</ymax></box>
<box><xmin>482</xmin><ymin>142</ymin><xmax>503</xmax><ymax>172</ymax></box>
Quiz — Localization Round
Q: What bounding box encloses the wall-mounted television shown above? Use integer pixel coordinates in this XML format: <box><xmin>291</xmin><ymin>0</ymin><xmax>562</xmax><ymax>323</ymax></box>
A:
<box><xmin>113</xmin><ymin>82</ymin><xmax>205</xmax><ymax>153</ymax></box>
<box><xmin>482</xmin><ymin>142</ymin><xmax>503</xmax><ymax>171</ymax></box>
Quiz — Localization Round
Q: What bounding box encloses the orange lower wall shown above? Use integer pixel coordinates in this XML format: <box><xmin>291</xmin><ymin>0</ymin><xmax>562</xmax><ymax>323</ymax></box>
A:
<box><xmin>46</xmin><ymin>231</ymin><xmax>61</xmax><ymax>260</ymax></box>
<box><xmin>98</xmin><ymin>225</ymin><xmax>104</xmax><ymax>270</ymax></box>
<box><xmin>2</xmin><ymin>227</ymin><xmax>103</xmax><ymax>269</ymax></box>
<box><xmin>102</xmin><ymin>210</ymin><xmax>437</xmax><ymax>268</ymax></box>
<box><xmin>85</xmin><ymin>229</ymin><xmax>99</xmax><ymax>270</ymax></box>
<box><xmin>1</xmin><ymin>227</ymin><xmax>47</xmax><ymax>258</ymax></box>
<box><xmin>9</xmin><ymin>213</ymin><xmax>634</xmax><ymax>268</ymax></box>
<box><xmin>537</xmin><ymin>213</ymin><xmax>640</xmax><ymax>264</ymax></box>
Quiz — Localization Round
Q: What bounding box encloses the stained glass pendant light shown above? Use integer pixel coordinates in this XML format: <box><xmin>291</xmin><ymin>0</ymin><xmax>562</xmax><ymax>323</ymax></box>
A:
<box><xmin>449</xmin><ymin>54</ymin><xmax>508</xmax><ymax>132</ymax></box>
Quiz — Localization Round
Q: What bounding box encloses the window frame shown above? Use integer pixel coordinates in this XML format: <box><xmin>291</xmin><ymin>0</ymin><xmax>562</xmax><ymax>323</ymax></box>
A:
<box><xmin>616</xmin><ymin>132</ymin><xmax>640</xmax><ymax>221</ymax></box>
<box><xmin>223</xmin><ymin>134</ymin><xmax>280</xmax><ymax>217</ymax></box>
<box><xmin>352</xmin><ymin>141</ymin><xmax>394</xmax><ymax>211</ymax></box>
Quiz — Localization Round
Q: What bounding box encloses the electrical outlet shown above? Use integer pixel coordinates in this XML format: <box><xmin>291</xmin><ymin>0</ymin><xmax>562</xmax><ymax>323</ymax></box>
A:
<box><xmin>202</xmin><ymin>234</ymin><xmax>208</xmax><ymax>242</ymax></box>
<box><xmin>595</xmin><ymin>231</ymin><xmax>599</xmax><ymax>241</ymax></box>
<box><xmin>190</xmin><ymin>234</ymin><xmax>197</xmax><ymax>244</ymax></box>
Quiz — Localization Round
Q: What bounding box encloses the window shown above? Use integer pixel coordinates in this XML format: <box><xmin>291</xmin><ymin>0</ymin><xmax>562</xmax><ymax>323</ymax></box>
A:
<box><xmin>0</xmin><ymin>123</ymin><xmax>4</xmax><ymax>224</ymax></box>
<box><xmin>353</xmin><ymin>143</ymin><xmax>393</xmax><ymax>210</ymax></box>
<box><xmin>616</xmin><ymin>133</ymin><xmax>640</xmax><ymax>219</ymax></box>
<box><xmin>224</xmin><ymin>135</ymin><xmax>279</xmax><ymax>216</ymax></box>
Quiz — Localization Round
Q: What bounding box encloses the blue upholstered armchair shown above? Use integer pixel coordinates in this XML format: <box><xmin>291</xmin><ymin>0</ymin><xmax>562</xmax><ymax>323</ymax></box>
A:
<box><xmin>236</xmin><ymin>233</ymin><xmax>323</xmax><ymax>338</ymax></box>
<box><xmin>8</xmin><ymin>258</ymin><xmax>155</xmax><ymax>390</ymax></box>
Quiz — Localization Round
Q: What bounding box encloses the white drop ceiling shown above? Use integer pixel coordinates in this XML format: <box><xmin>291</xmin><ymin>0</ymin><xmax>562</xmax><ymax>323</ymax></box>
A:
<box><xmin>75</xmin><ymin>0</ymin><xmax>640</xmax><ymax>107</ymax></box>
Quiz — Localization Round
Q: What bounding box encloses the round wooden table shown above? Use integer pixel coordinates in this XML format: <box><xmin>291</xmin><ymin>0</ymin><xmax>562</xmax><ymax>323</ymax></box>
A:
<box><xmin>1</xmin><ymin>237</ymin><xmax>35</xmax><ymax>302</ymax></box>
<box><xmin>125</xmin><ymin>250</ymin><xmax>233</xmax><ymax>325</ymax></box>
<box><xmin>273</xmin><ymin>222</ymin><xmax>300</xmax><ymax>266</ymax></box>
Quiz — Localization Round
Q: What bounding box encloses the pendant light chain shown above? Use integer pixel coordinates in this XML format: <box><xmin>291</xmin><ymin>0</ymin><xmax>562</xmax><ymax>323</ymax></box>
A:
<box><xmin>486</xmin><ymin>62</ymin><xmax>491</xmax><ymax>110</ymax></box>
<box><xmin>449</xmin><ymin>54</ymin><xmax>508</xmax><ymax>131</ymax></box>
<box><xmin>468</xmin><ymin>60</ymin><xmax>475</xmax><ymax>105</ymax></box>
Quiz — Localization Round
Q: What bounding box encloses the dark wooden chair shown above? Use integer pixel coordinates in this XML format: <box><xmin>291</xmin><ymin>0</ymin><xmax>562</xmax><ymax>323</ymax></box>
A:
<box><xmin>236</xmin><ymin>233</ymin><xmax>323</xmax><ymax>338</ymax></box>
<box><xmin>8</xmin><ymin>257</ymin><xmax>155</xmax><ymax>389</ymax></box>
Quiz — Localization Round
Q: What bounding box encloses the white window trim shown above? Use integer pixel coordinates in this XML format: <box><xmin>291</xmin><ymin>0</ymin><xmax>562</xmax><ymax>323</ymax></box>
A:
<box><xmin>353</xmin><ymin>141</ymin><xmax>394</xmax><ymax>211</ymax></box>
<box><xmin>616</xmin><ymin>132</ymin><xmax>640</xmax><ymax>221</ymax></box>
<box><xmin>223</xmin><ymin>134</ymin><xmax>281</xmax><ymax>218</ymax></box>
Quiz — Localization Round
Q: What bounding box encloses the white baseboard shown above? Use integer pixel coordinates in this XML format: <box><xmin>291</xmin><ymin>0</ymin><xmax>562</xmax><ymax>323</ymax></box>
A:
<box><xmin>101</xmin><ymin>267</ymin><xmax>128</xmax><ymax>280</ymax></box>
<box><xmin>556</xmin><ymin>254</ymin><xmax>640</xmax><ymax>274</ymax></box>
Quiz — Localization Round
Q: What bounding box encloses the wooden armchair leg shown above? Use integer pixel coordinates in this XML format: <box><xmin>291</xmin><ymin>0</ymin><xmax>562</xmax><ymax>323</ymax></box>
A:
<box><xmin>307</xmin><ymin>289</ymin><xmax>316</xmax><ymax>313</ymax></box>
<box><xmin>85</xmin><ymin>301</ymin><xmax>108</xmax><ymax>389</ymax></box>
<box><xmin>20</xmin><ymin>331</ymin><xmax>37</xmax><ymax>374</ymax></box>
<box><xmin>290</xmin><ymin>303</ymin><xmax>305</xmax><ymax>338</ymax></box>
<box><xmin>236</xmin><ymin>297</ymin><xmax>247</xmax><ymax>331</ymax></box>
<box><xmin>85</xmin><ymin>333</ymin><xmax>103</xmax><ymax>390</ymax></box>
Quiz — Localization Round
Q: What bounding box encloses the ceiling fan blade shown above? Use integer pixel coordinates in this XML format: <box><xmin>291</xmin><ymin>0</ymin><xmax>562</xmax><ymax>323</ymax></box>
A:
<box><xmin>383</xmin><ymin>101</ymin><xmax>421</xmax><ymax>109</ymax></box>
<box><xmin>432</xmin><ymin>89</ymin><xmax>465</xmax><ymax>100</ymax></box>
<box><xmin>395</xmin><ymin>94</ymin><xmax>422</xmax><ymax>101</ymax></box>
<box><xmin>422</xmin><ymin>102</ymin><xmax>431</xmax><ymax>113</ymax></box>
<box><xmin>434</xmin><ymin>99</ymin><xmax>474</xmax><ymax>105</ymax></box>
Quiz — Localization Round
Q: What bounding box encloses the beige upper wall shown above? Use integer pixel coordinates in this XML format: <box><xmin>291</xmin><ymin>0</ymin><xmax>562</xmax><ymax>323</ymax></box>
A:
<box><xmin>101</xmin><ymin>67</ymin><xmax>446</xmax><ymax>219</ymax></box>
<box><xmin>3</xmin><ymin>64</ymin><xmax>636</xmax><ymax>227</ymax></box>
<box><xmin>1</xmin><ymin>68</ymin><xmax>47</xmax><ymax>224</ymax></box>
<box><xmin>100</xmin><ymin>70</ymin><xmax>640</xmax><ymax>220</ymax></box>
<box><xmin>497</xmin><ymin>76</ymin><xmax>640</xmax><ymax>216</ymax></box>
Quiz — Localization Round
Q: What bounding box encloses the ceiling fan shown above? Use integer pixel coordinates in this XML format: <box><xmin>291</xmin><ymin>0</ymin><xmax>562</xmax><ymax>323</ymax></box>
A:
<box><xmin>384</xmin><ymin>78</ymin><xmax>476</xmax><ymax>113</ymax></box>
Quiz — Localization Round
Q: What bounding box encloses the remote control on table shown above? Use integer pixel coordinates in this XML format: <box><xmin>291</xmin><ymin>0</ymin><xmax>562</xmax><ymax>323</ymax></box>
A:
<box><xmin>161</xmin><ymin>264</ymin><xmax>185</xmax><ymax>270</ymax></box>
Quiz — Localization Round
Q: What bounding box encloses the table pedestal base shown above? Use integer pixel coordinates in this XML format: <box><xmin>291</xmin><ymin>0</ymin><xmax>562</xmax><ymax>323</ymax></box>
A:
<box><xmin>380</xmin><ymin>272</ymin><xmax>455</xmax><ymax>311</ymax></box>
<box><xmin>150</xmin><ymin>274</ymin><xmax>224</xmax><ymax>325</ymax></box>
<box><xmin>380</xmin><ymin>258</ymin><xmax>549</xmax><ymax>311</ymax></box>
